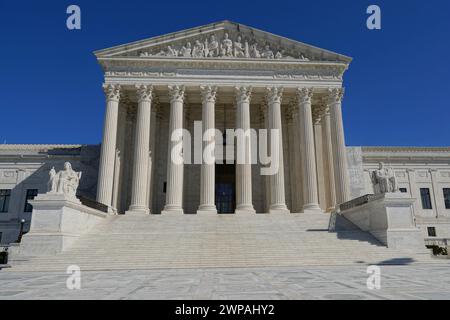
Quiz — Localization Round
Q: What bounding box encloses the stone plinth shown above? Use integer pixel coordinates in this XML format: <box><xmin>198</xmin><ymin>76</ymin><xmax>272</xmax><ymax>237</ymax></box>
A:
<box><xmin>18</xmin><ymin>193</ymin><xmax>107</xmax><ymax>256</ymax></box>
<box><xmin>340</xmin><ymin>193</ymin><xmax>424</xmax><ymax>250</ymax></box>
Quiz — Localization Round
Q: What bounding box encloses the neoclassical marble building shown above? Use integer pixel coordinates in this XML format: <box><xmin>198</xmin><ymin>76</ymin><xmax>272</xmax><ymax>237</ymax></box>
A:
<box><xmin>1</xmin><ymin>21</ymin><xmax>450</xmax><ymax>246</ymax></box>
<box><xmin>94</xmin><ymin>20</ymin><xmax>352</xmax><ymax>215</ymax></box>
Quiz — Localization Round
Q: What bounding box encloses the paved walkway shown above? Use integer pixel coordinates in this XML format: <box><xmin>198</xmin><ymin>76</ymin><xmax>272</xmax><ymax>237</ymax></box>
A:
<box><xmin>1</xmin><ymin>264</ymin><xmax>450</xmax><ymax>300</ymax></box>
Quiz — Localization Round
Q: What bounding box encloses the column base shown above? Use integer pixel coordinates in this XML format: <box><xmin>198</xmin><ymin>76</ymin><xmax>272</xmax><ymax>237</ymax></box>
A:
<box><xmin>197</xmin><ymin>204</ymin><xmax>217</xmax><ymax>215</ymax></box>
<box><xmin>326</xmin><ymin>206</ymin><xmax>336</xmax><ymax>213</ymax></box>
<box><xmin>126</xmin><ymin>205</ymin><xmax>150</xmax><ymax>215</ymax></box>
<box><xmin>162</xmin><ymin>205</ymin><xmax>184</xmax><ymax>215</ymax></box>
<box><xmin>302</xmin><ymin>203</ymin><xmax>322</xmax><ymax>213</ymax></box>
<box><xmin>269</xmin><ymin>204</ymin><xmax>290</xmax><ymax>214</ymax></box>
<box><xmin>104</xmin><ymin>205</ymin><xmax>117</xmax><ymax>215</ymax></box>
<box><xmin>235</xmin><ymin>204</ymin><xmax>256</xmax><ymax>214</ymax></box>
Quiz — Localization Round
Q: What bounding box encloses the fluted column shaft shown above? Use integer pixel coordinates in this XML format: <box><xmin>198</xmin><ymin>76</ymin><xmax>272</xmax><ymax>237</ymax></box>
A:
<box><xmin>147</xmin><ymin>101</ymin><xmax>159</xmax><ymax>211</ymax></box>
<box><xmin>198</xmin><ymin>86</ymin><xmax>218</xmax><ymax>214</ymax></box>
<box><xmin>235</xmin><ymin>86</ymin><xmax>255</xmax><ymax>214</ymax></box>
<box><xmin>292</xmin><ymin>105</ymin><xmax>304</xmax><ymax>211</ymax></box>
<box><xmin>297</xmin><ymin>88</ymin><xmax>321</xmax><ymax>211</ymax></box>
<box><xmin>266</xmin><ymin>87</ymin><xmax>289</xmax><ymax>213</ymax></box>
<box><xmin>162</xmin><ymin>85</ymin><xmax>185</xmax><ymax>214</ymax></box>
<box><xmin>328</xmin><ymin>88</ymin><xmax>350</xmax><ymax>205</ymax></box>
<box><xmin>322</xmin><ymin>108</ymin><xmax>336</xmax><ymax>211</ymax></box>
<box><xmin>128</xmin><ymin>85</ymin><xmax>153</xmax><ymax>214</ymax></box>
<box><xmin>97</xmin><ymin>84</ymin><xmax>120</xmax><ymax>211</ymax></box>
<box><xmin>260</xmin><ymin>103</ymin><xmax>270</xmax><ymax>212</ymax></box>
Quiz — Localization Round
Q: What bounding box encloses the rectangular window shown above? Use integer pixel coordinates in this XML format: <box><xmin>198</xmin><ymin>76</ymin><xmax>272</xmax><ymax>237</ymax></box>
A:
<box><xmin>443</xmin><ymin>188</ymin><xmax>450</xmax><ymax>209</ymax></box>
<box><xmin>420</xmin><ymin>188</ymin><xmax>432</xmax><ymax>210</ymax></box>
<box><xmin>427</xmin><ymin>227</ymin><xmax>436</xmax><ymax>237</ymax></box>
<box><xmin>399</xmin><ymin>188</ymin><xmax>408</xmax><ymax>193</ymax></box>
<box><xmin>23</xmin><ymin>189</ymin><xmax>38</xmax><ymax>213</ymax></box>
<box><xmin>0</xmin><ymin>190</ymin><xmax>11</xmax><ymax>213</ymax></box>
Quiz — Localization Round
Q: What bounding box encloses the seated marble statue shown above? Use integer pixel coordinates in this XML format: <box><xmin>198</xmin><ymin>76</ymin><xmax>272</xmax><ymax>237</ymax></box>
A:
<box><xmin>371</xmin><ymin>162</ymin><xmax>399</xmax><ymax>194</ymax></box>
<box><xmin>48</xmin><ymin>162</ymin><xmax>82</xmax><ymax>199</ymax></box>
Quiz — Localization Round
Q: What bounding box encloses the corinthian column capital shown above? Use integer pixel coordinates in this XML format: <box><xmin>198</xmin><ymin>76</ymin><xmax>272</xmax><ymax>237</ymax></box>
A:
<box><xmin>200</xmin><ymin>85</ymin><xmax>218</xmax><ymax>103</ymax></box>
<box><xmin>135</xmin><ymin>84</ymin><xmax>153</xmax><ymax>103</ymax></box>
<box><xmin>265</xmin><ymin>87</ymin><xmax>283</xmax><ymax>105</ymax></box>
<box><xmin>103</xmin><ymin>84</ymin><xmax>121</xmax><ymax>102</ymax></box>
<box><xmin>327</xmin><ymin>87</ymin><xmax>345</xmax><ymax>105</ymax></box>
<box><xmin>168</xmin><ymin>85</ymin><xmax>186</xmax><ymax>103</ymax></box>
<box><xmin>296</xmin><ymin>87</ymin><xmax>314</xmax><ymax>104</ymax></box>
<box><xmin>235</xmin><ymin>86</ymin><xmax>252</xmax><ymax>104</ymax></box>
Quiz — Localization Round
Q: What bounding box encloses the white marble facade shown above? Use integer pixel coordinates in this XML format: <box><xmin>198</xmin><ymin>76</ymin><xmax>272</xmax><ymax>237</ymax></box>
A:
<box><xmin>1</xmin><ymin>21</ymin><xmax>450</xmax><ymax>244</ymax></box>
<box><xmin>94</xmin><ymin>21</ymin><xmax>352</xmax><ymax>216</ymax></box>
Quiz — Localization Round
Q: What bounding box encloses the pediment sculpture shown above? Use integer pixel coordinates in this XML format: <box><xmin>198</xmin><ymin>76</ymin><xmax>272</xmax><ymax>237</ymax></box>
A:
<box><xmin>139</xmin><ymin>32</ymin><xmax>309</xmax><ymax>61</ymax></box>
<box><xmin>370</xmin><ymin>162</ymin><xmax>399</xmax><ymax>194</ymax></box>
<box><xmin>48</xmin><ymin>162</ymin><xmax>82</xmax><ymax>199</ymax></box>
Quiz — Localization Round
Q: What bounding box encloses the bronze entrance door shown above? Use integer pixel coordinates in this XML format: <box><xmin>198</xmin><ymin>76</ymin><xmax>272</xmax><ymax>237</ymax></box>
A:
<box><xmin>215</xmin><ymin>164</ymin><xmax>236</xmax><ymax>214</ymax></box>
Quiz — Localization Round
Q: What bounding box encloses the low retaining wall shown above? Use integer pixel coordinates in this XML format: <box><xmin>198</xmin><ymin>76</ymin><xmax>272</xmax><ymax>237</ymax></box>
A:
<box><xmin>17</xmin><ymin>193</ymin><xmax>107</xmax><ymax>256</ymax></box>
<box><xmin>340</xmin><ymin>193</ymin><xmax>425</xmax><ymax>251</ymax></box>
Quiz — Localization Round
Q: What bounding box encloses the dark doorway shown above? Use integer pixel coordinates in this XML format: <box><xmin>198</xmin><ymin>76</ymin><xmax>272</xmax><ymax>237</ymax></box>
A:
<box><xmin>215</xmin><ymin>164</ymin><xmax>236</xmax><ymax>214</ymax></box>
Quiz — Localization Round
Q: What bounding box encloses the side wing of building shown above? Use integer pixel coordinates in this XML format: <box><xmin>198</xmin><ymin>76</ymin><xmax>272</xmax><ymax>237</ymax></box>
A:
<box><xmin>348</xmin><ymin>146</ymin><xmax>450</xmax><ymax>239</ymax></box>
<box><xmin>0</xmin><ymin>145</ymin><xmax>100</xmax><ymax>244</ymax></box>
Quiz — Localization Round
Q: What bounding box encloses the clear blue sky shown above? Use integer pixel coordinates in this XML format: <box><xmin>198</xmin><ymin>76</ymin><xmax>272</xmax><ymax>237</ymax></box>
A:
<box><xmin>0</xmin><ymin>0</ymin><xmax>449</xmax><ymax>146</ymax></box>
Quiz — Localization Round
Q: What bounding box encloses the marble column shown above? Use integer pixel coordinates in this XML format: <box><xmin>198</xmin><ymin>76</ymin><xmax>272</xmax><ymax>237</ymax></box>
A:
<box><xmin>297</xmin><ymin>88</ymin><xmax>321</xmax><ymax>212</ymax></box>
<box><xmin>128</xmin><ymin>85</ymin><xmax>153</xmax><ymax>214</ymax></box>
<box><xmin>286</xmin><ymin>107</ymin><xmax>296</xmax><ymax>212</ymax></box>
<box><xmin>313</xmin><ymin>112</ymin><xmax>326</xmax><ymax>211</ymax></box>
<box><xmin>321</xmin><ymin>106</ymin><xmax>337</xmax><ymax>212</ymax></box>
<box><xmin>197</xmin><ymin>86</ymin><xmax>218</xmax><ymax>214</ymax></box>
<box><xmin>97</xmin><ymin>84</ymin><xmax>121</xmax><ymax>211</ymax></box>
<box><xmin>162</xmin><ymin>85</ymin><xmax>185</xmax><ymax>214</ymax></box>
<box><xmin>147</xmin><ymin>99</ymin><xmax>160</xmax><ymax>212</ymax></box>
<box><xmin>328</xmin><ymin>88</ymin><xmax>350</xmax><ymax>205</ymax></box>
<box><xmin>235</xmin><ymin>86</ymin><xmax>255</xmax><ymax>214</ymax></box>
<box><xmin>266</xmin><ymin>87</ymin><xmax>289</xmax><ymax>213</ymax></box>
<box><xmin>260</xmin><ymin>102</ymin><xmax>271</xmax><ymax>212</ymax></box>
<box><xmin>291</xmin><ymin>101</ymin><xmax>304</xmax><ymax>211</ymax></box>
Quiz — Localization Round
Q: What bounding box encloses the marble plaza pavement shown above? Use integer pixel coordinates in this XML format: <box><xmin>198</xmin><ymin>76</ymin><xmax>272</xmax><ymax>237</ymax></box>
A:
<box><xmin>1</xmin><ymin>264</ymin><xmax>450</xmax><ymax>300</ymax></box>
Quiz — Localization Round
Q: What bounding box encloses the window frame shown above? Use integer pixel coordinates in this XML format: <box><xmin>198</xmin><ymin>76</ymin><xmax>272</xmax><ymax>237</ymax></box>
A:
<box><xmin>443</xmin><ymin>188</ymin><xmax>450</xmax><ymax>210</ymax></box>
<box><xmin>420</xmin><ymin>188</ymin><xmax>433</xmax><ymax>210</ymax></box>
<box><xmin>0</xmin><ymin>189</ymin><xmax>12</xmax><ymax>213</ymax></box>
<box><xmin>23</xmin><ymin>189</ymin><xmax>39</xmax><ymax>213</ymax></box>
<box><xmin>427</xmin><ymin>227</ymin><xmax>437</xmax><ymax>237</ymax></box>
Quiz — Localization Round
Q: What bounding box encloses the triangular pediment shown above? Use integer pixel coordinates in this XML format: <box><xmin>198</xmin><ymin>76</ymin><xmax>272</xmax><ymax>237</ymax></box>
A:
<box><xmin>95</xmin><ymin>20</ymin><xmax>351</xmax><ymax>63</ymax></box>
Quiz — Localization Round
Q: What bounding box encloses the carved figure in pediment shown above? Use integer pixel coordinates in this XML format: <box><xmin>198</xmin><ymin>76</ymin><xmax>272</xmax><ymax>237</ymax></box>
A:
<box><xmin>221</xmin><ymin>33</ymin><xmax>233</xmax><ymax>57</ymax></box>
<box><xmin>261</xmin><ymin>45</ymin><xmax>274</xmax><ymax>59</ymax></box>
<box><xmin>192</xmin><ymin>40</ymin><xmax>205</xmax><ymax>58</ymax></box>
<box><xmin>207</xmin><ymin>35</ymin><xmax>219</xmax><ymax>57</ymax></box>
<box><xmin>244</xmin><ymin>41</ymin><xmax>250</xmax><ymax>58</ymax></box>
<box><xmin>233</xmin><ymin>36</ymin><xmax>245</xmax><ymax>58</ymax></box>
<box><xmin>166</xmin><ymin>45</ymin><xmax>178</xmax><ymax>57</ymax></box>
<box><xmin>180</xmin><ymin>42</ymin><xmax>192</xmax><ymax>57</ymax></box>
<box><xmin>299</xmin><ymin>53</ymin><xmax>309</xmax><ymax>61</ymax></box>
<box><xmin>249</xmin><ymin>43</ymin><xmax>261</xmax><ymax>58</ymax></box>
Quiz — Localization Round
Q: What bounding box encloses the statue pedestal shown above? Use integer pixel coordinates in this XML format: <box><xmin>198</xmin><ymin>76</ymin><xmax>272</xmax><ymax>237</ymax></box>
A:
<box><xmin>340</xmin><ymin>193</ymin><xmax>425</xmax><ymax>250</ymax></box>
<box><xmin>18</xmin><ymin>193</ymin><xmax>107</xmax><ymax>256</ymax></box>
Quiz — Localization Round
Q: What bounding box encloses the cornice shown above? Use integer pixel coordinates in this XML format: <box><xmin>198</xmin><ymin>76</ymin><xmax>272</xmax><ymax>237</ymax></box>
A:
<box><xmin>362</xmin><ymin>146</ymin><xmax>450</xmax><ymax>153</ymax></box>
<box><xmin>0</xmin><ymin>144</ymin><xmax>83</xmax><ymax>152</ymax></box>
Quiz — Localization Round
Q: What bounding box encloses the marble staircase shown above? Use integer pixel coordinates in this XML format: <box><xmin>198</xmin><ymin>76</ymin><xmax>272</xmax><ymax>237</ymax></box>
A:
<box><xmin>9</xmin><ymin>212</ymin><xmax>436</xmax><ymax>272</ymax></box>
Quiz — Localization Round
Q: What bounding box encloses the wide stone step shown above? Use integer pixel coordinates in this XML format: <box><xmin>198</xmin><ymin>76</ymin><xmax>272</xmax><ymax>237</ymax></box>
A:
<box><xmin>9</xmin><ymin>213</ymin><xmax>439</xmax><ymax>272</ymax></box>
